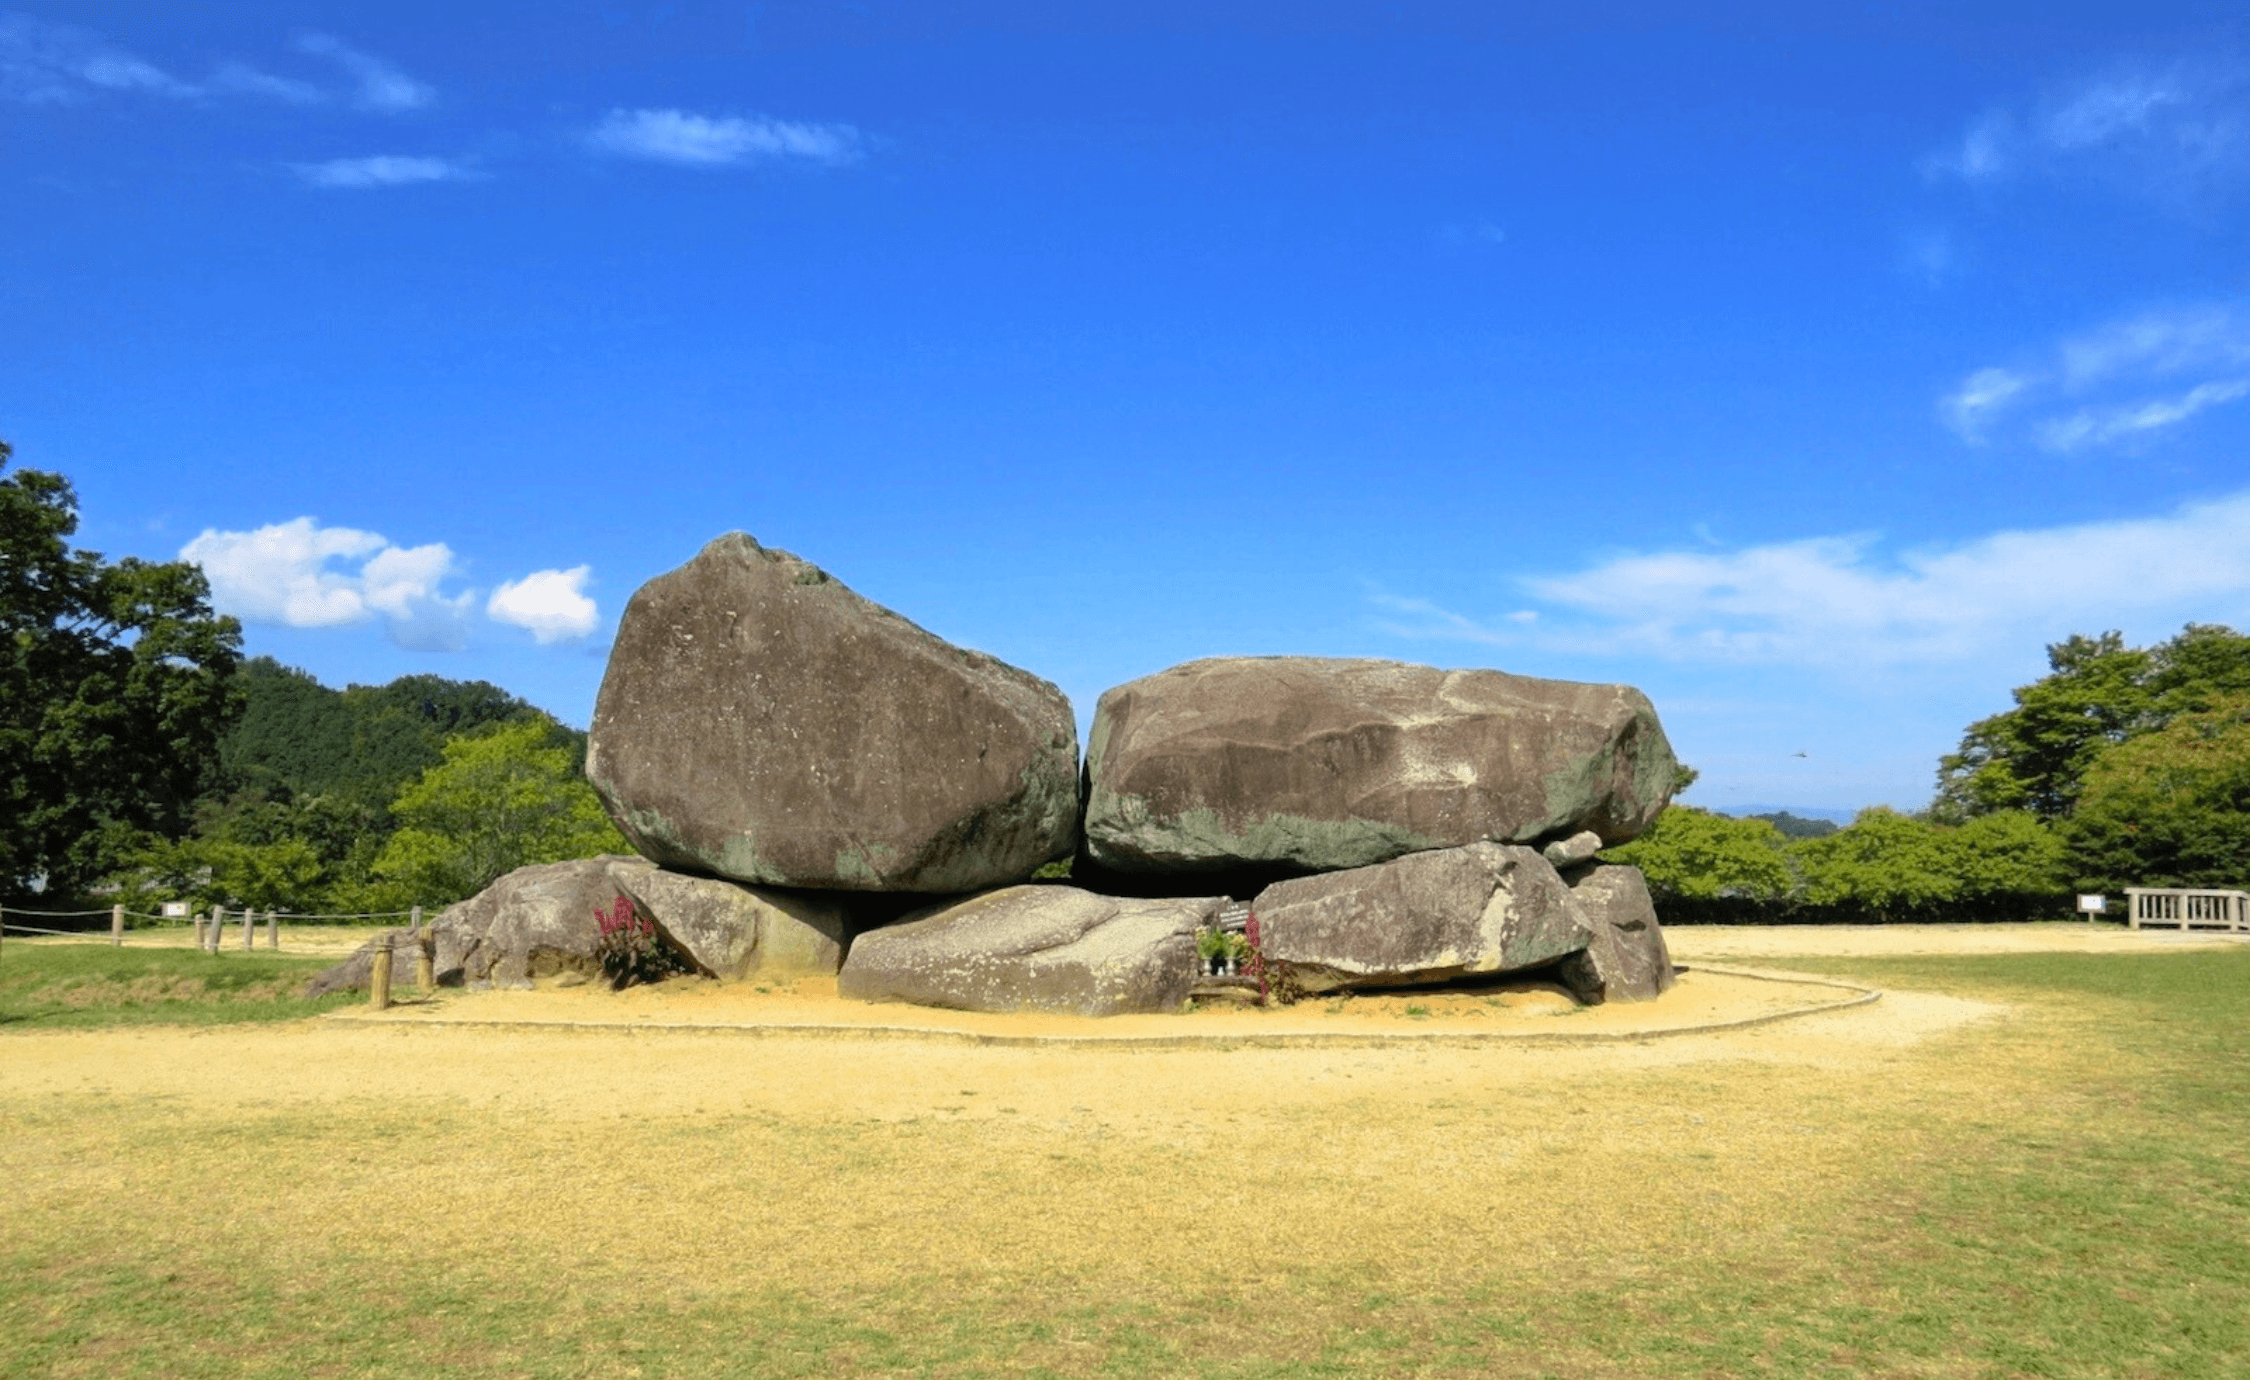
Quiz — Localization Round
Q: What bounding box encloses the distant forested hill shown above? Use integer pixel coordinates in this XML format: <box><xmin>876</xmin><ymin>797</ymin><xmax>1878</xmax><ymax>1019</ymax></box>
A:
<box><xmin>216</xmin><ymin>657</ymin><xmax>582</xmax><ymax>807</ymax></box>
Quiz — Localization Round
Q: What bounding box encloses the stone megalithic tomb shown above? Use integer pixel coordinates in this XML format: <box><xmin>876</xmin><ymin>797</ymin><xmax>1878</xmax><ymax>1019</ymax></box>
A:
<box><xmin>311</xmin><ymin>534</ymin><xmax>1679</xmax><ymax>1013</ymax></box>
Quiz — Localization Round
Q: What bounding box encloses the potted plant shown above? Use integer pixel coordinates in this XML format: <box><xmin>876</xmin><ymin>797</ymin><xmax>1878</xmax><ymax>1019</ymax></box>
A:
<box><xmin>1195</xmin><ymin>925</ymin><xmax>1232</xmax><ymax>976</ymax></box>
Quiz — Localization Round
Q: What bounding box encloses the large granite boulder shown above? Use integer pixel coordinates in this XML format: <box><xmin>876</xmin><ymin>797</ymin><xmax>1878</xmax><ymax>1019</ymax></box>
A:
<box><xmin>1557</xmin><ymin>863</ymin><xmax>1676</xmax><ymax>1004</ymax></box>
<box><xmin>587</xmin><ymin>533</ymin><xmax>1080</xmax><ymax>893</ymax></box>
<box><xmin>838</xmin><ymin>885</ymin><xmax>1222</xmax><ymax>1016</ymax></box>
<box><xmin>305</xmin><ymin>856</ymin><xmax>652</xmax><ymax>996</ymax></box>
<box><xmin>1081</xmin><ymin>657</ymin><xmax>1678</xmax><ymax>881</ymax></box>
<box><xmin>304</xmin><ymin>856</ymin><xmax>853</xmax><ymax>996</ymax></box>
<box><xmin>1247</xmin><ymin>842</ymin><xmax>1592</xmax><ymax>994</ymax></box>
<box><xmin>615</xmin><ymin>866</ymin><xmax>848</xmax><ymax>979</ymax></box>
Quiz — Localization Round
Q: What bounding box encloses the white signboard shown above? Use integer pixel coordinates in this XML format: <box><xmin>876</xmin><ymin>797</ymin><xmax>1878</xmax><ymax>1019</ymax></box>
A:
<box><xmin>161</xmin><ymin>901</ymin><xmax>190</xmax><ymax>918</ymax></box>
<box><xmin>2076</xmin><ymin>894</ymin><xmax>2107</xmax><ymax>914</ymax></box>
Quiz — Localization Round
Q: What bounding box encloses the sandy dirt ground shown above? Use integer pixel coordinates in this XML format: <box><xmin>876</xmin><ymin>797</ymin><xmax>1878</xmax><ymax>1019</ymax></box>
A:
<box><xmin>315</xmin><ymin>965</ymin><xmax>1873</xmax><ymax>1044</ymax></box>
<box><xmin>5</xmin><ymin>922</ymin><xmax>2237</xmax><ymax>1127</ymax></box>
<box><xmin>0</xmin><ymin>983</ymin><xmax>1993</xmax><ymax>1128</ymax></box>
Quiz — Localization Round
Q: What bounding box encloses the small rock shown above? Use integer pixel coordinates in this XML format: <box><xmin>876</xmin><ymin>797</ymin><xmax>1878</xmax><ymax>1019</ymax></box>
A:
<box><xmin>1542</xmin><ymin>830</ymin><xmax>1604</xmax><ymax>869</ymax></box>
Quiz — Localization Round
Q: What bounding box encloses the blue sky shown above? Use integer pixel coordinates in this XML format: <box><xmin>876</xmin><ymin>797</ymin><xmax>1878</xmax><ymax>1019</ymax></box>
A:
<box><xmin>8</xmin><ymin>2</ymin><xmax>2250</xmax><ymax>818</ymax></box>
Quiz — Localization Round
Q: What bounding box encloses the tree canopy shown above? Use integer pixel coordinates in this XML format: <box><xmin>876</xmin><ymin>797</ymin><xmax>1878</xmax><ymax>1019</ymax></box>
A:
<box><xmin>0</xmin><ymin>441</ymin><xmax>243</xmax><ymax>900</ymax></box>
<box><xmin>369</xmin><ymin>717</ymin><xmax>630</xmax><ymax>905</ymax></box>
<box><xmin>218</xmin><ymin>655</ymin><xmax>556</xmax><ymax>808</ymax></box>
<box><xmin>2061</xmin><ymin>692</ymin><xmax>2250</xmax><ymax>892</ymax></box>
<box><xmin>1934</xmin><ymin>625</ymin><xmax>2250</xmax><ymax>823</ymax></box>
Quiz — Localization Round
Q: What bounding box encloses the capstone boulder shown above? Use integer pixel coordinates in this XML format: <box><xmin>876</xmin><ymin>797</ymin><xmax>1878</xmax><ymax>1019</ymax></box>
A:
<box><xmin>587</xmin><ymin>532</ymin><xmax>1080</xmax><ymax>893</ymax></box>
<box><xmin>838</xmin><ymin>885</ymin><xmax>1222</xmax><ymax>1016</ymax></box>
<box><xmin>1082</xmin><ymin>657</ymin><xmax>1677</xmax><ymax>880</ymax></box>
<box><xmin>1248</xmin><ymin>842</ymin><xmax>1593</xmax><ymax>994</ymax></box>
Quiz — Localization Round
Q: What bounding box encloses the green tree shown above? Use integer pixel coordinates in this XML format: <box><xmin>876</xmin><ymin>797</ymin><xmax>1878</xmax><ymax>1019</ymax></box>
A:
<box><xmin>1945</xmin><ymin>809</ymin><xmax>2068</xmax><ymax>903</ymax></box>
<box><xmin>1933</xmin><ymin>632</ymin><xmax>2151</xmax><ymax>821</ymax></box>
<box><xmin>1934</xmin><ymin>624</ymin><xmax>2250</xmax><ymax>823</ymax></box>
<box><xmin>1606</xmin><ymin>807</ymin><xmax>1794</xmax><ymax>901</ymax></box>
<box><xmin>2061</xmin><ymin>693</ymin><xmax>2250</xmax><ymax>892</ymax></box>
<box><xmin>1790</xmin><ymin>807</ymin><xmax>2065</xmax><ymax>922</ymax></box>
<box><xmin>0</xmin><ymin>441</ymin><xmax>243</xmax><ymax>899</ymax></box>
<box><xmin>370</xmin><ymin>717</ymin><xmax>630</xmax><ymax>906</ymax></box>
<box><xmin>1793</xmin><ymin>808</ymin><xmax>1960</xmax><ymax>918</ymax></box>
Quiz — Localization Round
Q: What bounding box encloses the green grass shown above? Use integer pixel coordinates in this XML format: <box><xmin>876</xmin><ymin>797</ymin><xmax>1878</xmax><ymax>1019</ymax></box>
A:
<box><xmin>0</xmin><ymin>942</ymin><xmax>355</xmax><ymax>1028</ymax></box>
<box><xmin>3</xmin><ymin>947</ymin><xmax>2247</xmax><ymax>1377</ymax></box>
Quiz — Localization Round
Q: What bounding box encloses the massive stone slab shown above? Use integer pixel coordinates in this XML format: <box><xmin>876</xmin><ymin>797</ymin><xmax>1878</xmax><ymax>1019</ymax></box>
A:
<box><xmin>1082</xmin><ymin>657</ymin><xmax>1678</xmax><ymax>879</ymax></box>
<box><xmin>838</xmin><ymin>885</ymin><xmax>1222</xmax><ymax>1016</ymax></box>
<box><xmin>615</xmin><ymin>866</ymin><xmax>848</xmax><ymax>979</ymax></box>
<box><xmin>1557</xmin><ymin>863</ymin><xmax>1676</xmax><ymax>1004</ymax></box>
<box><xmin>587</xmin><ymin>533</ymin><xmax>1080</xmax><ymax>893</ymax></box>
<box><xmin>304</xmin><ymin>856</ymin><xmax>851</xmax><ymax>996</ymax></box>
<box><xmin>1247</xmin><ymin>842</ymin><xmax>1593</xmax><ymax>994</ymax></box>
<box><xmin>306</xmin><ymin>856</ymin><xmax>657</xmax><ymax>995</ymax></box>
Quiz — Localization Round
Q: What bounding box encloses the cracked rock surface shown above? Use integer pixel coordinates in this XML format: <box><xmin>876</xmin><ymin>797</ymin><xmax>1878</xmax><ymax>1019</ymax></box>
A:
<box><xmin>838</xmin><ymin>885</ymin><xmax>1223</xmax><ymax>1016</ymax></box>
<box><xmin>1082</xmin><ymin>656</ymin><xmax>1678</xmax><ymax>882</ymax></box>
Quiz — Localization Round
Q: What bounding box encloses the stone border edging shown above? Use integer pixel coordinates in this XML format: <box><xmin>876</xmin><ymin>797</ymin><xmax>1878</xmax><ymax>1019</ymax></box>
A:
<box><xmin>319</xmin><ymin>963</ymin><xmax>1881</xmax><ymax>1050</ymax></box>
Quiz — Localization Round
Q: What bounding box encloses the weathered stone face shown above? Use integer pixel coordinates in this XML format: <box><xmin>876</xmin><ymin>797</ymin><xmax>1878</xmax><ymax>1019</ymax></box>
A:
<box><xmin>305</xmin><ymin>855</ymin><xmax>654</xmax><ymax>996</ymax></box>
<box><xmin>615</xmin><ymin>866</ymin><xmax>848</xmax><ymax>980</ymax></box>
<box><xmin>1557</xmin><ymin>863</ymin><xmax>1676</xmax><ymax>1004</ymax></box>
<box><xmin>1083</xmin><ymin>657</ymin><xmax>1678</xmax><ymax>879</ymax></box>
<box><xmin>586</xmin><ymin>533</ymin><xmax>1081</xmax><ymax>892</ymax></box>
<box><xmin>838</xmin><ymin>885</ymin><xmax>1222</xmax><ymax>1016</ymax></box>
<box><xmin>1248</xmin><ymin>842</ymin><xmax>1592</xmax><ymax>994</ymax></box>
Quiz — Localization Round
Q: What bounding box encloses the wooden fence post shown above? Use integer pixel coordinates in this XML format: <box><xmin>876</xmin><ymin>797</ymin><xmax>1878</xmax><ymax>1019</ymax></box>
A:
<box><xmin>370</xmin><ymin>939</ymin><xmax>393</xmax><ymax>1012</ymax></box>
<box><xmin>241</xmin><ymin>906</ymin><xmax>254</xmax><ymax>951</ymax></box>
<box><xmin>193</xmin><ymin>912</ymin><xmax>206</xmax><ymax>947</ymax></box>
<box><xmin>111</xmin><ymin>904</ymin><xmax>123</xmax><ymax>946</ymax></box>
<box><xmin>267</xmin><ymin>910</ymin><xmax>279</xmax><ymax>949</ymax></box>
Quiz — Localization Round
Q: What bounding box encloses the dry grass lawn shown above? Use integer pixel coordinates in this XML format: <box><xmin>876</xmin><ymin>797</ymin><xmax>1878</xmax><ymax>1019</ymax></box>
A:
<box><xmin>4</xmin><ymin>923</ymin><xmax>2246</xmax><ymax>1378</ymax></box>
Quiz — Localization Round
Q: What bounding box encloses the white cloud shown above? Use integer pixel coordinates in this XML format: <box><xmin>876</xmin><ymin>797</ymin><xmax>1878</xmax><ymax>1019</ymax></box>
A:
<box><xmin>587</xmin><ymin>108</ymin><xmax>862</xmax><ymax>167</ymax></box>
<box><xmin>180</xmin><ymin>518</ymin><xmax>471</xmax><ymax>652</ymax></box>
<box><xmin>487</xmin><ymin>567</ymin><xmax>599</xmax><ymax>644</ymax></box>
<box><xmin>1941</xmin><ymin>302</ymin><xmax>2250</xmax><ymax>451</ymax></box>
<box><xmin>209</xmin><ymin>60</ymin><xmax>322</xmax><ymax>104</ymax></box>
<box><xmin>1940</xmin><ymin>366</ymin><xmax>2031</xmax><ymax>442</ymax></box>
<box><xmin>2056</xmin><ymin>305</ymin><xmax>2250</xmax><ymax>385</ymax></box>
<box><xmin>292</xmin><ymin>155</ymin><xmax>471</xmax><ymax>188</ymax></box>
<box><xmin>293</xmin><ymin>33</ymin><xmax>433</xmax><ymax>113</ymax></box>
<box><xmin>1926</xmin><ymin>58</ymin><xmax>2250</xmax><ymax>200</ymax></box>
<box><xmin>2038</xmin><ymin>378</ymin><xmax>2250</xmax><ymax>451</ymax></box>
<box><xmin>0</xmin><ymin>17</ymin><xmax>430</xmax><ymax>112</ymax></box>
<box><xmin>1925</xmin><ymin>110</ymin><xmax>2014</xmax><ymax>180</ymax></box>
<box><xmin>1377</xmin><ymin>492</ymin><xmax>2250</xmax><ymax>674</ymax></box>
<box><xmin>0</xmin><ymin>14</ymin><xmax>191</xmax><ymax>102</ymax></box>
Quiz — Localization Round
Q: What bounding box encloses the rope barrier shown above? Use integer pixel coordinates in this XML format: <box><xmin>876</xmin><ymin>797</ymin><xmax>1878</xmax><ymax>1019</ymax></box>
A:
<box><xmin>0</xmin><ymin>922</ymin><xmax>90</xmax><ymax>937</ymax></box>
<box><xmin>0</xmin><ymin>905</ymin><xmax>425</xmax><ymax>921</ymax></box>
